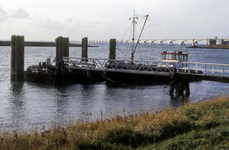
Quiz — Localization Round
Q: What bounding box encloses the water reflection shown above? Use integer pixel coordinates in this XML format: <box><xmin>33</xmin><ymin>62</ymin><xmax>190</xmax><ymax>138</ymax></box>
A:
<box><xmin>104</xmin><ymin>83</ymin><xmax>171</xmax><ymax>115</ymax></box>
<box><xmin>10</xmin><ymin>82</ymin><xmax>25</xmax><ymax>100</ymax></box>
<box><xmin>8</xmin><ymin>82</ymin><xmax>27</xmax><ymax>129</ymax></box>
<box><xmin>170</xmin><ymin>96</ymin><xmax>190</xmax><ymax>107</ymax></box>
<box><xmin>79</xmin><ymin>84</ymin><xmax>106</xmax><ymax>118</ymax></box>
<box><xmin>54</xmin><ymin>85</ymin><xmax>69</xmax><ymax>119</ymax></box>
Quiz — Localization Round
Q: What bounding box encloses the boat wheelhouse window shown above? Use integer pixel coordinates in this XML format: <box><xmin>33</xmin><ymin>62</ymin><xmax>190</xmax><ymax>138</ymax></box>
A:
<box><xmin>184</xmin><ymin>55</ymin><xmax>188</xmax><ymax>60</ymax></box>
<box><xmin>162</xmin><ymin>54</ymin><xmax>166</xmax><ymax>60</ymax></box>
<box><xmin>166</xmin><ymin>55</ymin><xmax>172</xmax><ymax>60</ymax></box>
<box><xmin>179</xmin><ymin>55</ymin><xmax>183</xmax><ymax>60</ymax></box>
<box><xmin>173</xmin><ymin>55</ymin><xmax>177</xmax><ymax>60</ymax></box>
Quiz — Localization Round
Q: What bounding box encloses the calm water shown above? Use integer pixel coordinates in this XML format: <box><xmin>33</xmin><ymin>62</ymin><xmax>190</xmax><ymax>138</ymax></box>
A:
<box><xmin>0</xmin><ymin>43</ymin><xmax>229</xmax><ymax>131</ymax></box>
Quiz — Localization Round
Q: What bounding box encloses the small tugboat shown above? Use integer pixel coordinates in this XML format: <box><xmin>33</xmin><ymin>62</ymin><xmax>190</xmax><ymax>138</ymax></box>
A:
<box><xmin>24</xmin><ymin>57</ymin><xmax>55</xmax><ymax>83</ymax></box>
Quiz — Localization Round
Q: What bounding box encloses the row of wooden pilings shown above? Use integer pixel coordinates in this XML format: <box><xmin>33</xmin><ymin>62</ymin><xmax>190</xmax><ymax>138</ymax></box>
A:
<box><xmin>10</xmin><ymin>35</ymin><xmax>117</xmax><ymax>82</ymax></box>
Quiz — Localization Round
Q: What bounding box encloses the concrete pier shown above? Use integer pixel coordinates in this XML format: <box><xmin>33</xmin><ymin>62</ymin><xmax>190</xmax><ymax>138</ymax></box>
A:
<box><xmin>11</xmin><ymin>35</ymin><xmax>24</xmax><ymax>82</ymax></box>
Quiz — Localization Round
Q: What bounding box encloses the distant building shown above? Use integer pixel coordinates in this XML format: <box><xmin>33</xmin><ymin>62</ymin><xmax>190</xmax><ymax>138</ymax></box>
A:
<box><xmin>217</xmin><ymin>39</ymin><xmax>229</xmax><ymax>45</ymax></box>
<box><xmin>206</xmin><ymin>39</ymin><xmax>216</xmax><ymax>45</ymax></box>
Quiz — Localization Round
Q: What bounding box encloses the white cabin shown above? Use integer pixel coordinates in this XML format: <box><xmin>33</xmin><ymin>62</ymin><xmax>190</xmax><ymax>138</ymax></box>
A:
<box><xmin>161</xmin><ymin>50</ymin><xmax>188</xmax><ymax>62</ymax></box>
<box><xmin>161</xmin><ymin>50</ymin><xmax>188</xmax><ymax>68</ymax></box>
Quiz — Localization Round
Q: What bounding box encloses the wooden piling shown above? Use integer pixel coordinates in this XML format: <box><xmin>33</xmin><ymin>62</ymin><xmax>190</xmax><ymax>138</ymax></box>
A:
<box><xmin>109</xmin><ymin>39</ymin><xmax>116</xmax><ymax>59</ymax></box>
<box><xmin>82</xmin><ymin>37</ymin><xmax>88</xmax><ymax>62</ymax></box>
<box><xmin>81</xmin><ymin>37</ymin><xmax>92</xmax><ymax>81</ymax></box>
<box><xmin>11</xmin><ymin>35</ymin><xmax>24</xmax><ymax>82</ymax></box>
<box><xmin>169</xmin><ymin>80</ymin><xmax>175</xmax><ymax>96</ymax></box>
<box><xmin>63</xmin><ymin>37</ymin><xmax>69</xmax><ymax>57</ymax></box>
<box><xmin>56</xmin><ymin>36</ymin><xmax>62</xmax><ymax>66</ymax></box>
<box><xmin>55</xmin><ymin>36</ymin><xmax>69</xmax><ymax>65</ymax></box>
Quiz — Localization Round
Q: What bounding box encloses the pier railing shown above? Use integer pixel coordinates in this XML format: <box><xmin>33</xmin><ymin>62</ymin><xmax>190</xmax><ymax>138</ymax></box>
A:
<box><xmin>62</xmin><ymin>57</ymin><xmax>229</xmax><ymax>78</ymax></box>
<box><xmin>62</xmin><ymin>57</ymin><xmax>174</xmax><ymax>76</ymax></box>
<box><xmin>177</xmin><ymin>62</ymin><xmax>229</xmax><ymax>77</ymax></box>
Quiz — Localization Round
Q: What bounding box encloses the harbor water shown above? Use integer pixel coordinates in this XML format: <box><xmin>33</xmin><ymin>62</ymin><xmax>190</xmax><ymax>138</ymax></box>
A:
<box><xmin>0</xmin><ymin>43</ymin><xmax>229</xmax><ymax>131</ymax></box>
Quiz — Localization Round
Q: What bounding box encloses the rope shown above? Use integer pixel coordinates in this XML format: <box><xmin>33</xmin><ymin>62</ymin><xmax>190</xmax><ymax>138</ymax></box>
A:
<box><xmin>163</xmin><ymin>86</ymin><xmax>170</xmax><ymax>94</ymax></box>
<box><xmin>116</xmin><ymin>22</ymin><xmax>133</xmax><ymax>60</ymax></box>
<box><xmin>147</xmin><ymin>16</ymin><xmax>154</xmax><ymax>59</ymax></box>
<box><xmin>95</xmin><ymin>71</ymin><xmax>126</xmax><ymax>86</ymax></box>
<box><xmin>95</xmin><ymin>71</ymin><xmax>116</xmax><ymax>83</ymax></box>
<box><xmin>148</xmin><ymin>16</ymin><xmax>152</xmax><ymax>41</ymax></box>
<box><xmin>47</xmin><ymin>69</ymin><xmax>54</xmax><ymax>73</ymax></box>
<box><xmin>117</xmin><ymin>22</ymin><xmax>132</xmax><ymax>48</ymax></box>
<box><xmin>116</xmin><ymin>47</ymin><xmax>129</xmax><ymax>58</ymax></box>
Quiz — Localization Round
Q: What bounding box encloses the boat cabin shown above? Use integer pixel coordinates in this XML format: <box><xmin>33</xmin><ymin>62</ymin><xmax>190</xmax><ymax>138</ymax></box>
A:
<box><xmin>161</xmin><ymin>50</ymin><xmax>188</xmax><ymax>63</ymax></box>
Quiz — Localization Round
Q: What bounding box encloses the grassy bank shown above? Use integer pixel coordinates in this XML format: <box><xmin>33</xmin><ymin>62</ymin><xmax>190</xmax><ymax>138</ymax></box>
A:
<box><xmin>1</xmin><ymin>95</ymin><xmax>229</xmax><ymax>149</ymax></box>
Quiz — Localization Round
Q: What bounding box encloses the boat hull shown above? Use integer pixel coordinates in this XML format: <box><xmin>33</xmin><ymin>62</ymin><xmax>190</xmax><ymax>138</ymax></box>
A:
<box><xmin>24</xmin><ymin>72</ymin><xmax>54</xmax><ymax>83</ymax></box>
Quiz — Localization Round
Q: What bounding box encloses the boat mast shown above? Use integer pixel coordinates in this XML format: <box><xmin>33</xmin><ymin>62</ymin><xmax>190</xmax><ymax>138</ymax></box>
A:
<box><xmin>132</xmin><ymin>14</ymin><xmax>149</xmax><ymax>61</ymax></box>
<box><xmin>130</xmin><ymin>11</ymin><xmax>149</xmax><ymax>61</ymax></box>
<box><xmin>131</xmin><ymin>10</ymin><xmax>138</xmax><ymax>61</ymax></box>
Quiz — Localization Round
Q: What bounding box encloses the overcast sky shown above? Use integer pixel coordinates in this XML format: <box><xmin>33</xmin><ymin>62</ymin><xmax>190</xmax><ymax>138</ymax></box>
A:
<box><xmin>0</xmin><ymin>0</ymin><xmax>229</xmax><ymax>41</ymax></box>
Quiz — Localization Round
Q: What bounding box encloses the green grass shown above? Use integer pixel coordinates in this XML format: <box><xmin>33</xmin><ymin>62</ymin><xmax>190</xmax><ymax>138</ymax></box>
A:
<box><xmin>140</xmin><ymin>125</ymin><xmax>229</xmax><ymax>150</ymax></box>
<box><xmin>1</xmin><ymin>94</ymin><xmax>229</xmax><ymax>149</ymax></box>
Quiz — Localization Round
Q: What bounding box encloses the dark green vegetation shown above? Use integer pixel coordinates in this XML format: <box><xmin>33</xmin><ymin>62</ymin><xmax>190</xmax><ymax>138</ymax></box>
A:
<box><xmin>1</xmin><ymin>94</ymin><xmax>229</xmax><ymax>149</ymax></box>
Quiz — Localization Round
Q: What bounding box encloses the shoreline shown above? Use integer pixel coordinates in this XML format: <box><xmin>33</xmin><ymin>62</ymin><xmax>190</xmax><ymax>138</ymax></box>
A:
<box><xmin>187</xmin><ymin>45</ymin><xmax>229</xmax><ymax>49</ymax></box>
<box><xmin>0</xmin><ymin>41</ymin><xmax>98</xmax><ymax>47</ymax></box>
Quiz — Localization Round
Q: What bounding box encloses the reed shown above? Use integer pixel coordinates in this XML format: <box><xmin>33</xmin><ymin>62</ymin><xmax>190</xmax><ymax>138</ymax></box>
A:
<box><xmin>1</xmin><ymin>94</ymin><xmax>229</xmax><ymax>149</ymax></box>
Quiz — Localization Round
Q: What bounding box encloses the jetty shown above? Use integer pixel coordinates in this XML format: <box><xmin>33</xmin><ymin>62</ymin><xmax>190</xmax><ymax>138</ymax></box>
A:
<box><xmin>2</xmin><ymin>35</ymin><xmax>229</xmax><ymax>97</ymax></box>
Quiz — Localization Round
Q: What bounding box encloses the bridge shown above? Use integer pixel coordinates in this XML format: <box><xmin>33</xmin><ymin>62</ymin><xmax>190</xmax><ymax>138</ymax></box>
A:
<box><xmin>89</xmin><ymin>39</ymin><xmax>229</xmax><ymax>46</ymax></box>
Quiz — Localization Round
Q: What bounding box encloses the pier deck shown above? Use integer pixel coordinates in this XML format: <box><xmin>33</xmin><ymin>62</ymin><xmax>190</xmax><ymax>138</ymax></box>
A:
<box><xmin>62</xmin><ymin>57</ymin><xmax>229</xmax><ymax>83</ymax></box>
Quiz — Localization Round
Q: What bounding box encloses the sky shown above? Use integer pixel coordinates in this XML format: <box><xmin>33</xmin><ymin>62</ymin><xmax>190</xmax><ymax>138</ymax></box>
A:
<box><xmin>0</xmin><ymin>0</ymin><xmax>229</xmax><ymax>41</ymax></box>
